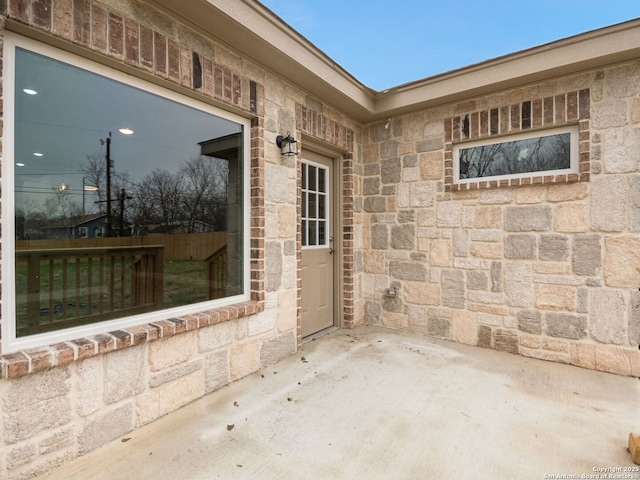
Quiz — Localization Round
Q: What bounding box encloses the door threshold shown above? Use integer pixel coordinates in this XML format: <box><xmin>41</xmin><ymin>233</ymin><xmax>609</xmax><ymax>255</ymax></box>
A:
<box><xmin>302</xmin><ymin>325</ymin><xmax>338</xmax><ymax>343</ymax></box>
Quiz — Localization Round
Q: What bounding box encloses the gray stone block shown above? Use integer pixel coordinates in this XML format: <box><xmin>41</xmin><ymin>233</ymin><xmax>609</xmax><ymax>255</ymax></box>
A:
<box><xmin>365</xmin><ymin>300</ymin><xmax>382</xmax><ymax>325</ymax></box>
<box><xmin>371</xmin><ymin>224</ymin><xmax>388</xmax><ymax>249</ymax></box>
<box><xmin>539</xmin><ymin>234</ymin><xmax>569</xmax><ymax>261</ymax></box>
<box><xmin>381</xmin><ymin>157</ymin><xmax>401</xmax><ymax>184</ymax></box>
<box><xmin>495</xmin><ymin>330</ymin><xmax>519</xmax><ymax>354</ymax></box>
<box><xmin>260</xmin><ymin>333</ymin><xmax>296</xmax><ymax>366</ymax></box>
<box><xmin>364</xmin><ymin>197</ymin><xmax>387</xmax><ymax>213</ymax></box>
<box><xmin>572</xmin><ymin>235</ymin><xmax>602</xmax><ymax>276</ymax></box>
<box><xmin>398</xmin><ymin>210</ymin><xmax>415</xmax><ymax>223</ymax></box>
<box><xmin>504</xmin><ymin>234</ymin><xmax>537</xmax><ymax>259</ymax></box>
<box><xmin>467</xmin><ymin>271</ymin><xmax>488</xmax><ymax>290</ymax></box>
<box><xmin>631</xmin><ymin>176</ymin><xmax>640</xmax><ymax>232</ymax></box>
<box><xmin>205</xmin><ymin>350</ymin><xmax>229</xmax><ymax>393</ymax></box>
<box><xmin>428</xmin><ymin>316</ymin><xmax>450</xmax><ymax>338</ymax></box>
<box><xmin>590</xmin><ymin>289</ymin><xmax>625</xmax><ymax>344</ymax></box>
<box><xmin>504</xmin><ymin>205</ymin><xmax>552</xmax><ymax>232</ymax></box>
<box><xmin>380</xmin><ymin>140</ymin><xmax>399</xmax><ymax>158</ymax></box>
<box><xmin>545</xmin><ymin>313</ymin><xmax>587</xmax><ymax>340</ymax></box>
<box><xmin>517</xmin><ymin>310</ymin><xmax>542</xmax><ymax>334</ymax></box>
<box><xmin>416</xmin><ymin>138</ymin><xmax>444</xmax><ymax>152</ymax></box>
<box><xmin>491</xmin><ymin>261</ymin><xmax>503</xmax><ymax>292</ymax></box>
<box><xmin>441</xmin><ymin>269</ymin><xmax>465</xmax><ymax>309</ymax></box>
<box><xmin>391</xmin><ymin>224</ymin><xmax>415</xmax><ymax>250</ymax></box>
<box><xmin>382</xmin><ymin>185</ymin><xmax>397</xmax><ymax>195</ymax></box>
<box><xmin>478</xmin><ymin>325</ymin><xmax>492</xmax><ymax>348</ymax></box>
<box><xmin>630</xmin><ymin>291</ymin><xmax>640</xmax><ymax>346</ymax></box>
<box><xmin>403</xmin><ymin>154</ymin><xmax>418</xmax><ymax>167</ymax></box>
<box><xmin>383</xmin><ymin>295</ymin><xmax>404</xmax><ymax>313</ymax></box>
<box><xmin>389</xmin><ymin>261</ymin><xmax>427</xmax><ymax>281</ymax></box>
<box><xmin>149</xmin><ymin>360</ymin><xmax>203</xmax><ymax>388</ymax></box>
<box><xmin>79</xmin><ymin>402</ymin><xmax>134</xmax><ymax>454</ymax></box>
<box><xmin>363</xmin><ymin>177</ymin><xmax>380</xmax><ymax>195</ymax></box>
<box><xmin>369</xmin><ymin>121</ymin><xmax>391</xmax><ymax>142</ymax></box>
<box><xmin>364</xmin><ymin>164</ymin><xmax>380</xmax><ymax>176</ymax></box>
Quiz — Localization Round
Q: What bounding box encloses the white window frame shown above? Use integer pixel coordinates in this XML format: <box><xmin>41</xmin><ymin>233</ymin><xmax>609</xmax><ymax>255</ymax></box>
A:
<box><xmin>452</xmin><ymin>125</ymin><xmax>579</xmax><ymax>185</ymax></box>
<box><xmin>78</xmin><ymin>226</ymin><xmax>88</xmax><ymax>239</ymax></box>
<box><xmin>2</xmin><ymin>33</ymin><xmax>251</xmax><ymax>353</ymax></box>
<box><xmin>301</xmin><ymin>159</ymin><xmax>330</xmax><ymax>251</ymax></box>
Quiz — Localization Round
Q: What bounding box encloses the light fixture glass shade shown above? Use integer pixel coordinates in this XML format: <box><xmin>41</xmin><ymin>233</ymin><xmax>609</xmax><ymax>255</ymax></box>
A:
<box><xmin>276</xmin><ymin>132</ymin><xmax>298</xmax><ymax>157</ymax></box>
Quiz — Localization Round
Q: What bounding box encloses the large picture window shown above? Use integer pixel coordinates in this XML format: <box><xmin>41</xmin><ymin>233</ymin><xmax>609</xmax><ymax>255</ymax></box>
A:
<box><xmin>3</xmin><ymin>35</ymin><xmax>250</xmax><ymax>351</ymax></box>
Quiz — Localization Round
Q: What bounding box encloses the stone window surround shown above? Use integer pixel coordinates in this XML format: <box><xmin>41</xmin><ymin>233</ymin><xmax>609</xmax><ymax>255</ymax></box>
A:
<box><xmin>0</xmin><ymin>7</ymin><xmax>268</xmax><ymax>378</ymax></box>
<box><xmin>444</xmin><ymin>89</ymin><xmax>591</xmax><ymax>193</ymax></box>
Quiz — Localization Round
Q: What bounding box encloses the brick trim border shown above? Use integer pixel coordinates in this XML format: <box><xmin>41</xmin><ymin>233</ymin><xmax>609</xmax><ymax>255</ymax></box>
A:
<box><xmin>1</xmin><ymin>301</ymin><xmax>265</xmax><ymax>379</ymax></box>
<box><xmin>444</xmin><ymin>89</ymin><xmax>591</xmax><ymax>192</ymax></box>
<box><xmin>0</xmin><ymin>0</ymin><xmax>267</xmax><ymax>377</ymax></box>
<box><xmin>295</xmin><ymin>104</ymin><xmax>357</xmax><ymax>339</ymax></box>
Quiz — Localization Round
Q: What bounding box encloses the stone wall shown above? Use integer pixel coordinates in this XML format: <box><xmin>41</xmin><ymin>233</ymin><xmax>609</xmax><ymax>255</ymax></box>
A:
<box><xmin>362</xmin><ymin>62</ymin><xmax>640</xmax><ymax>376</ymax></box>
<box><xmin>0</xmin><ymin>1</ymin><xmax>360</xmax><ymax>478</ymax></box>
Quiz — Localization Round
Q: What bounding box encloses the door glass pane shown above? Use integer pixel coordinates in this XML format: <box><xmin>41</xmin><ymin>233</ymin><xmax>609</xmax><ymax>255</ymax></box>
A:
<box><xmin>301</xmin><ymin>163</ymin><xmax>307</xmax><ymax>189</ymax></box>
<box><xmin>308</xmin><ymin>165</ymin><xmax>317</xmax><ymax>192</ymax></box>
<box><xmin>308</xmin><ymin>221</ymin><xmax>317</xmax><ymax>246</ymax></box>
<box><xmin>318</xmin><ymin>221</ymin><xmax>326</xmax><ymax>245</ymax></box>
<box><xmin>302</xmin><ymin>192</ymin><xmax>307</xmax><ymax>218</ymax></box>
<box><xmin>318</xmin><ymin>193</ymin><xmax>326</xmax><ymax>220</ymax></box>
<box><xmin>318</xmin><ymin>168</ymin><xmax>326</xmax><ymax>193</ymax></box>
<box><xmin>308</xmin><ymin>193</ymin><xmax>317</xmax><ymax>219</ymax></box>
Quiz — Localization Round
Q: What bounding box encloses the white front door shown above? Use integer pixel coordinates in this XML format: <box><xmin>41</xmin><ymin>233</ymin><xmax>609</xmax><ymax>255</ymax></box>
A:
<box><xmin>301</xmin><ymin>151</ymin><xmax>334</xmax><ymax>337</ymax></box>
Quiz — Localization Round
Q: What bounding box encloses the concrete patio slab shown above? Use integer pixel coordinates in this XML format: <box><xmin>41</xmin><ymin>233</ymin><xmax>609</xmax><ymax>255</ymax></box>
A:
<box><xmin>35</xmin><ymin>326</ymin><xmax>640</xmax><ymax>480</ymax></box>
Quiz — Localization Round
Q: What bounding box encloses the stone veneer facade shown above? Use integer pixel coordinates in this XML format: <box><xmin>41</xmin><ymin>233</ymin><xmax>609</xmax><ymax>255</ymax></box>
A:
<box><xmin>362</xmin><ymin>66</ymin><xmax>640</xmax><ymax>376</ymax></box>
<box><xmin>0</xmin><ymin>1</ymin><xmax>638</xmax><ymax>478</ymax></box>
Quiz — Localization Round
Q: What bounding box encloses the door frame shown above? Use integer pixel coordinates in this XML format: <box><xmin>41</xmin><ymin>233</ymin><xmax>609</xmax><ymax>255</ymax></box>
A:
<box><xmin>299</xmin><ymin>140</ymin><xmax>345</xmax><ymax>341</ymax></box>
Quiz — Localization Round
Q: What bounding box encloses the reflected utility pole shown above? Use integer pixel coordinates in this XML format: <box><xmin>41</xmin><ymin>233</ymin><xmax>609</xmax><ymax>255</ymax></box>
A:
<box><xmin>100</xmin><ymin>132</ymin><xmax>114</xmax><ymax>237</ymax></box>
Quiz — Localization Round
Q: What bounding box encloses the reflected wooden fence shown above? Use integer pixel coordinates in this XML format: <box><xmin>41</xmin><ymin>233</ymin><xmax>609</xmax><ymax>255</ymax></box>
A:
<box><xmin>205</xmin><ymin>245</ymin><xmax>227</xmax><ymax>300</ymax></box>
<box><xmin>16</xmin><ymin>246</ymin><xmax>164</xmax><ymax>336</ymax></box>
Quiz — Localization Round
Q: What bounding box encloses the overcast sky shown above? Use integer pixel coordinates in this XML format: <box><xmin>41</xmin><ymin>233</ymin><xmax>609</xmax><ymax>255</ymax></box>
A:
<box><xmin>261</xmin><ymin>0</ymin><xmax>640</xmax><ymax>90</ymax></box>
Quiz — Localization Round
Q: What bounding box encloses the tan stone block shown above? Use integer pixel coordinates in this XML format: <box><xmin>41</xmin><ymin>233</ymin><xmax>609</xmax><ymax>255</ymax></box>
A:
<box><xmin>451</xmin><ymin>310</ymin><xmax>478</xmax><ymax>345</ymax></box>
<box><xmin>382</xmin><ymin>312</ymin><xmax>409</xmax><ymax>330</ymax></box>
<box><xmin>594</xmin><ymin>345</ymin><xmax>638</xmax><ymax>376</ymax></box>
<box><xmin>535</xmin><ymin>284</ymin><xmax>576</xmax><ymax>311</ymax></box>
<box><xmin>148</xmin><ymin>331</ymin><xmax>195</xmax><ymax>372</ymax></box>
<box><xmin>542</xmin><ymin>338</ymin><xmax>569</xmax><ymax>353</ymax></box>
<box><xmin>515</xmin><ymin>186</ymin><xmax>546</xmax><ymax>204</ymax></box>
<box><xmin>553</xmin><ymin>204</ymin><xmax>588</xmax><ymax>232</ymax></box>
<box><xmin>430</xmin><ymin>239</ymin><xmax>452</xmax><ymax>267</ymax></box>
<box><xmin>604</xmin><ymin>236</ymin><xmax>640</xmax><ymax>288</ymax></box>
<box><xmin>632</xmin><ymin>97</ymin><xmax>640</xmax><ymax>124</ymax></box>
<box><xmin>404</xmin><ymin>281</ymin><xmax>440</xmax><ymax>305</ymax></box>
<box><xmin>79</xmin><ymin>402</ymin><xmax>134</xmax><ymax>454</ymax></box>
<box><xmin>470</xmin><ymin>242</ymin><xmax>502</xmax><ymax>259</ymax></box>
<box><xmin>520</xmin><ymin>347</ymin><xmax>569</xmax><ymax>363</ymax></box>
<box><xmin>398</xmin><ymin>142</ymin><xmax>414</xmax><ymax>155</ymax></box>
<box><xmin>547</xmin><ymin>183</ymin><xmax>588</xmax><ymax>202</ymax></box>
<box><xmin>419</xmin><ymin>151</ymin><xmax>443</xmax><ymax>180</ymax></box>
<box><xmin>532</xmin><ymin>261</ymin><xmax>571</xmax><ymax>274</ymax></box>
<box><xmin>467</xmin><ymin>303</ymin><xmax>510</xmax><ymax>316</ymax></box>
<box><xmin>277</xmin><ymin>204</ymin><xmax>296</xmax><ymax>238</ymax></box>
<box><xmin>230</xmin><ymin>340</ymin><xmax>261</xmax><ymax>381</ymax></box>
<box><xmin>520</xmin><ymin>335</ymin><xmax>541</xmax><ymax>349</ymax></box>
<box><xmin>104</xmin><ymin>347</ymin><xmax>145</xmax><ymax>405</ymax></box>
<box><xmin>452</xmin><ymin>190</ymin><xmax>480</xmax><ymax>200</ymax></box>
<box><xmin>198</xmin><ymin>321</ymin><xmax>235</xmax><ymax>352</ymax></box>
<box><xmin>475</xmin><ymin>206</ymin><xmax>502</xmax><ymax>229</ymax></box>
<box><xmin>364</xmin><ymin>251</ymin><xmax>385</xmax><ymax>273</ymax></box>
<box><xmin>417</xmin><ymin>237</ymin><xmax>430</xmax><ymax>252</ymax></box>
<box><xmin>75</xmin><ymin>357</ymin><xmax>102</xmax><ymax>417</ymax></box>
<box><xmin>571</xmin><ymin>342</ymin><xmax>596</xmax><ymax>370</ymax></box>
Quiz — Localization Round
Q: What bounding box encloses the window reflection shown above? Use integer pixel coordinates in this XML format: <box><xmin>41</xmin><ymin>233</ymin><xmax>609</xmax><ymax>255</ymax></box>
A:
<box><xmin>13</xmin><ymin>47</ymin><xmax>245</xmax><ymax>337</ymax></box>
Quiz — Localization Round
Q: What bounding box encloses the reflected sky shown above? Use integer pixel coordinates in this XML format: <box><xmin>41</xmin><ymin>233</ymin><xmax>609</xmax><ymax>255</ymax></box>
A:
<box><xmin>14</xmin><ymin>47</ymin><xmax>242</xmax><ymax>207</ymax></box>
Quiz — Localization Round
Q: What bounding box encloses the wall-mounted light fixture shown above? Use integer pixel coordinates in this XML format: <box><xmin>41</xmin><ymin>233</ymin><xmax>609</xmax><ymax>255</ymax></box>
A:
<box><xmin>276</xmin><ymin>132</ymin><xmax>298</xmax><ymax>157</ymax></box>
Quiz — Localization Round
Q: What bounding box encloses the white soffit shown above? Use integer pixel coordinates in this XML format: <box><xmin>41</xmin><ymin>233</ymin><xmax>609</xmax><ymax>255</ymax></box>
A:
<box><xmin>152</xmin><ymin>0</ymin><xmax>640</xmax><ymax>122</ymax></box>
